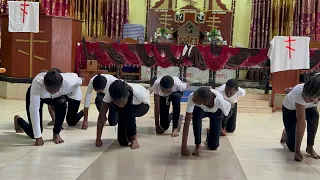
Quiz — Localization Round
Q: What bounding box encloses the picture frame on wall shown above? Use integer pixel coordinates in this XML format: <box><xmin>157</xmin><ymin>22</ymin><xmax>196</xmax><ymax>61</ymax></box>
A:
<box><xmin>195</xmin><ymin>12</ymin><xmax>206</xmax><ymax>24</ymax></box>
<box><xmin>174</xmin><ymin>11</ymin><xmax>185</xmax><ymax>23</ymax></box>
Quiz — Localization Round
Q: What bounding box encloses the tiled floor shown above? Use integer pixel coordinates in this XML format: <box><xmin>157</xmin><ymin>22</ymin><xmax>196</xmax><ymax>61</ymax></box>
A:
<box><xmin>1</xmin><ymin>99</ymin><xmax>320</xmax><ymax>180</ymax></box>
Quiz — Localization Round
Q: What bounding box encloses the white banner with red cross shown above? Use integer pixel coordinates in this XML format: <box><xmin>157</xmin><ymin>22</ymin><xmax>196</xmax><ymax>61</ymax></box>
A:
<box><xmin>268</xmin><ymin>36</ymin><xmax>310</xmax><ymax>73</ymax></box>
<box><xmin>8</xmin><ymin>1</ymin><xmax>39</xmax><ymax>33</ymax></box>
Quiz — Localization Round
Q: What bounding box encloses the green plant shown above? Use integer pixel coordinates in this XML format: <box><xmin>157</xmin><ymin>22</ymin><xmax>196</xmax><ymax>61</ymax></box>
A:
<box><xmin>159</xmin><ymin>27</ymin><xmax>166</xmax><ymax>37</ymax></box>
<box><xmin>208</xmin><ymin>28</ymin><xmax>218</xmax><ymax>38</ymax></box>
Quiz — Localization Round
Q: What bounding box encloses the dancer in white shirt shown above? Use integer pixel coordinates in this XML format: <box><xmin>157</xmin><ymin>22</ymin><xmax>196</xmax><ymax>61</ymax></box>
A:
<box><xmin>153</xmin><ymin>75</ymin><xmax>187</xmax><ymax>137</ymax></box>
<box><xmin>96</xmin><ymin>80</ymin><xmax>150</xmax><ymax>149</ymax></box>
<box><xmin>13</xmin><ymin>69</ymin><xmax>84</xmax><ymax>146</ymax></box>
<box><xmin>181</xmin><ymin>87</ymin><xmax>231</xmax><ymax>157</ymax></box>
<box><xmin>217</xmin><ymin>79</ymin><xmax>246</xmax><ymax>136</ymax></box>
<box><xmin>281</xmin><ymin>74</ymin><xmax>320</xmax><ymax>162</ymax></box>
<box><xmin>82</xmin><ymin>74</ymin><xmax>117</xmax><ymax>129</ymax></box>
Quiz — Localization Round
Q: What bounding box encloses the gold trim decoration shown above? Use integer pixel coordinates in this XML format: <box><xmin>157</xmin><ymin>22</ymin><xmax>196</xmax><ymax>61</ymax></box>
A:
<box><xmin>17</xmin><ymin>50</ymin><xmax>45</xmax><ymax>61</ymax></box>
<box><xmin>159</xmin><ymin>12</ymin><xmax>173</xmax><ymax>28</ymax></box>
<box><xmin>15</xmin><ymin>39</ymin><xmax>48</xmax><ymax>43</ymax></box>
<box><xmin>189</xmin><ymin>37</ymin><xmax>199</xmax><ymax>45</ymax></box>
<box><xmin>207</xmin><ymin>15</ymin><xmax>221</xmax><ymax>29</ymax></box>
<box><xmin>29</xmin><ymin>32</ymin><xmax>33</xmax><ymax>78</ymax></box>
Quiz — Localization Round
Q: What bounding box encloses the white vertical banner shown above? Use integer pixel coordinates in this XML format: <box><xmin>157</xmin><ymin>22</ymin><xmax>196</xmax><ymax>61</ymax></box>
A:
<box><xmin>8</xmin><ymin>1</ymin><xmax>39</xmax><ymax>33</ymax></box>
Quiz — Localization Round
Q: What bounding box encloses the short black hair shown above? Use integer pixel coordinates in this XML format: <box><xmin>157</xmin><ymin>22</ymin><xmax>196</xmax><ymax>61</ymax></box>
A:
<box><xmin>226</xmin><ymin>79</ymin><xmax>239</xmax><ymax>90</ymax></box>
<box><xmin>160</xmin><ymin>75</ymin><xmax>174</xmax><ymax>89</ymax></box>
<box><xmin>93</xmin><ymin>74</ymin><xmax>107</xmax><ymax>90</ymax></box>
<box><xmin>49</xmin><ymin>68</ymin><xmax>62</xmax><ymax>73</ymax></box>
<box><xmin>109</xmin><ymin>80</ymin><xmax>131</xmax><ymax>100</ymax></box>
<box><xmin>194</xmin><ymin>87</ymin><xmax>214</xmax><ymax>103</ymax></box>
<box><xmin>44</xmin><ymin>69</ymin><xmax>63</xmax><ymax>91</ymax></box>
<box><xmin>303</xmin><ymin>74</ymin><xmax>320</xmax><ymax>99</ymax></box>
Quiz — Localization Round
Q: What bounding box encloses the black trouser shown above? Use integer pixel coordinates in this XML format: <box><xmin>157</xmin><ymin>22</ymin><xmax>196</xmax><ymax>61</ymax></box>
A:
<box><xmin>159</xmin><ymin>91</ymin><xmax>183</xmax><ymax>130</ymax></box>
<box><xmin>17</xmin><ymin>86</ymin><xmax>84</xmax><ymax>139</ymax></box>
<box><xmin>95</xmin><ymin>92</ymin><xmax>117</xmax><ymax>126</ymax></box>
<box><xmin>109</xmin><ymin>102</ymin><xmax>149</xmax><ymax>146</ymax></box>
<box><xmin>193</xmin><ymin>106</ymin><xmax>224</xmax><ymax>150</ymax></box>
<box><xmin>282</xmin><ymin>106</ymin><xmax>319</xmax><ymax>152</ymax></box>
<box><xmin>222</xmin><ymin>103</ymin><xmax>237</xmax><ymax>133</ymax></box>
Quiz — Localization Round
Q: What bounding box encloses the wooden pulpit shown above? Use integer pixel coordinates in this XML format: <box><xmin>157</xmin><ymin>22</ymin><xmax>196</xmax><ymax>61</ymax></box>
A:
<box><xmin>0</xmin><ymin>4</ymin><xmax>82</xmax><ymax>78</ymax></box>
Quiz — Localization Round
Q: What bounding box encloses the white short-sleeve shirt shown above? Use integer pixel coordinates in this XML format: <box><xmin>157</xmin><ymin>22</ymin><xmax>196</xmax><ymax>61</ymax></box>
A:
<box><xmin>217</xmin><ymin>84</ymin><xmax>246</xmax><ymax>104</ymax></box>
<box><xmin>83</xmin><ymin>74</ymin><xmax>117</xmax><ymax>108</ymax></box>
<box><xmin>186</xmin><ymin>89</ymin><xmax>231</xmax><ymax>116</ymax></box>
<box><xmin>282</xmin><ymin>83</ymin><xmax>318</xmax><ymax>110</ymax></box>
<box><xmin>102</xmin><ymin>82</ymin><xmax>150</xmax><ymax>105</ymax></box>
<box><xmin>30</xmin><ymin>72</ymin><xmax>83</xmax><ymax>139</ymax></box>
<box><xmin>153</xmin><ymin>76</ymin><xmax>187</xmax><ymax>97</ymax></box>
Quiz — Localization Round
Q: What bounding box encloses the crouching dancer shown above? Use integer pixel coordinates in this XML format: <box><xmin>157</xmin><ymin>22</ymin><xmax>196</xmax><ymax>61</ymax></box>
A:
<box><xmin>95</xmin><ymin>80</ymin><xmax>150</xmax><ymax>149</ymax></box>
<box><xmin>82</xmin><ymin>73</ymin><xmax>117</xmax><ymax>129</ymax></box>
<box><xmin>14</xmin><ymin>69</ymin><xmax>84</xmax><ymax>146</ymax></box>
<box><xmin>281</xmin><ymin>74</ymin><xmax>320</xmax><ymax>162</ymax></box>
<box><xmin>181</xmin><ymin>87</ymin><xmax>231</xmax><ymax>156</ymax></box>
<box><xmin>217</xmin><ymin>79</ymin><xmax>246</xmax><ymax>136</ymax></box>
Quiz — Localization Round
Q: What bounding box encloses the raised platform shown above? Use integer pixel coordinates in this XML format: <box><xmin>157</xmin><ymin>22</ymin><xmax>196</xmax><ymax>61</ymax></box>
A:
<box><xmin>0</xmin><ymin>81</ymin><xmax>272</xmax><ymax>114</ymax></box>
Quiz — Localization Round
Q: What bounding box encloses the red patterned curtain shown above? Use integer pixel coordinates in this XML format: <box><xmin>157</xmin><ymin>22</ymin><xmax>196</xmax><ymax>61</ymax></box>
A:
<box><xmin>293</xmin><ymin>0</ymin><xmax>320</xmax><ymax>42</ymax></box>
<box><xmin>0</xmin><ymin>0</ymin><xmax>69</xmax><ymax>16</ymax></box>
<box><xmin>105</xmin><ymin>0</ymin><xmax>129</xmax><ymax>39</ymax></box>
<box><xmin>249</xmin><ymin>0</ymin><xmax>272</xmax><ymax>49</ymax></box>
<box><xmin>41</xmin><ymin>0</ymin><xmax>69</xmax><ymax>16</ymax></box>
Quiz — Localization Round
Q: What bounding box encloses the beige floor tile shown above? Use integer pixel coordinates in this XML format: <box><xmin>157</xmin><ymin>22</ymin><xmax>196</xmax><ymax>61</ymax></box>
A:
<box><xmin>77</xmin><ymin>168</ymin><xmax>165</xmax><ymax>180</ymax></box>
<box><xmin>242</xmin><ymin>160</ymin><xmax>320</xmax><ymax>180</ymax></box>
<box><xmin>165</xmin><ymin>156</ymin><xmax>246</xmax><ymax>179</ymax></box>
<box><xmin>0</xmin><ymin>164</ymin><xmax>84</xmax><ymax>180</ymax></box>
<box><xmin>165</xmin><ymin>175</ymin><xmax>246</xmax><ymax>180</ymax></box>
<box><xmin>9</xmin><ymin>147</ymin><xmax>103</xmax><ymax>169</ymax></box>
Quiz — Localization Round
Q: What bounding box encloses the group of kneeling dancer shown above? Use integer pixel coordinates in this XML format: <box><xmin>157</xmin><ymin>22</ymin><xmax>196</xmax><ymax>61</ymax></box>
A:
<box><xmin>12</xmin><ymin>68</ymin><xmax>320</xmax><ymax>161</ymax></box>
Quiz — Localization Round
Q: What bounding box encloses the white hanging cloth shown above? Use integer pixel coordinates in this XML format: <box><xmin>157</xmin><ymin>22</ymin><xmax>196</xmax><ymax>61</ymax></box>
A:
<box><xmin>8</xmin><ymin>1</ymin><xmax>39</xmax><ymax>33</ymax></box>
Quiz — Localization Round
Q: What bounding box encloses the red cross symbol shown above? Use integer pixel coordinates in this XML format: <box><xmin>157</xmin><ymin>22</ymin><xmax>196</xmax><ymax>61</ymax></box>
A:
<box><xmin>285</xmin><ymin>36</ymin><xmax>296</xmax><ymax>59</ymax></box>
<box><xmin>20</xmin><ymin>1</ymin><xmax>29</xmax><ymax>23</ymax></box>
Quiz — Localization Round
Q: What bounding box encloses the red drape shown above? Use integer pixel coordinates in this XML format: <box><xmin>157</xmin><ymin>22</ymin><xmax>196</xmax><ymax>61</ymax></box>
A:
<box><xmin>105</xmin><ymin>0</ymin><xmax>129</xmax><ymax>39</ymax></box>
<box><xmin>249</xmin><ymin>0</ymin><xmax>272</xmax><ymax>48</ymax></box>
<box><xmin>294</xmin><ymin>0</ymin><xmax>320</xmax><ymax>42</ymax></box>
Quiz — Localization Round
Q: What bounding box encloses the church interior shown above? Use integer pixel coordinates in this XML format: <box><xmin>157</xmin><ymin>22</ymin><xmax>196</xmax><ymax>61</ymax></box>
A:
<box><xmin>0</xmin><ymin>0</ymin><xmax>320</xmax><ymax>179</ymax></box>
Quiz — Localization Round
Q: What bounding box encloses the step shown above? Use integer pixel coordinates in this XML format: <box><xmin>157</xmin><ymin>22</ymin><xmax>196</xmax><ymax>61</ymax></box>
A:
<box><xmin>238</xmin><ymin>99</ymin><xmax>269</xmax><ymax>107</ymax></box>
<box><xmin>240</xmin><ymin>94</ymin><xmax>270</xmax><ymax>101</ymax></box>
<box><xmin>238</xmin><ymin>105</ymin><xmax>272</xmax><ymax>114</ymax></box>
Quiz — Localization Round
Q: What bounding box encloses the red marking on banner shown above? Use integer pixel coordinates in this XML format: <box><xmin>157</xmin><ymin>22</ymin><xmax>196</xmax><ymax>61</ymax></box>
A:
<box><xmin>20</xmin><ymin>1</ymin><xmax>29</xmax><ymax>23</ymax></box>
<box><xmin>285</xmin><ymin>36</ymin><xmax>296</xmax><ymax>59</ymax></box>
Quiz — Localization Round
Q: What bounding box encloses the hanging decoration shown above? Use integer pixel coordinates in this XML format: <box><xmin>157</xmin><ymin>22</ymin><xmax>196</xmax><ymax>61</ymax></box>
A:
<box><xmin>76</xmin><ymin>40</ymin><xmax>320</xmax><ymax>73</ymax></box>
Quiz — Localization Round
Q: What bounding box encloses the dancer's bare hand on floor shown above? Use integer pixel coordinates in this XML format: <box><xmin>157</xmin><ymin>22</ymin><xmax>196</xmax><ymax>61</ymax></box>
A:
<box><xmin>294</xmin><ymin>151</ymin><xmax>303</xmax><ymax>162</ymax></box>
<box><xmin>96</xmin><ymin>138</ymin><xmax>103</xmax><ymax>147</ymax></box>
<box><xmin>181</xmin><ymin>146</ymin><xmax>190</xmax><ymax>156</ymax></box>
<box><xmin>82</xmin><ymin>120</ymin><xmax>88</xmax><ymax>130</ymax></box>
